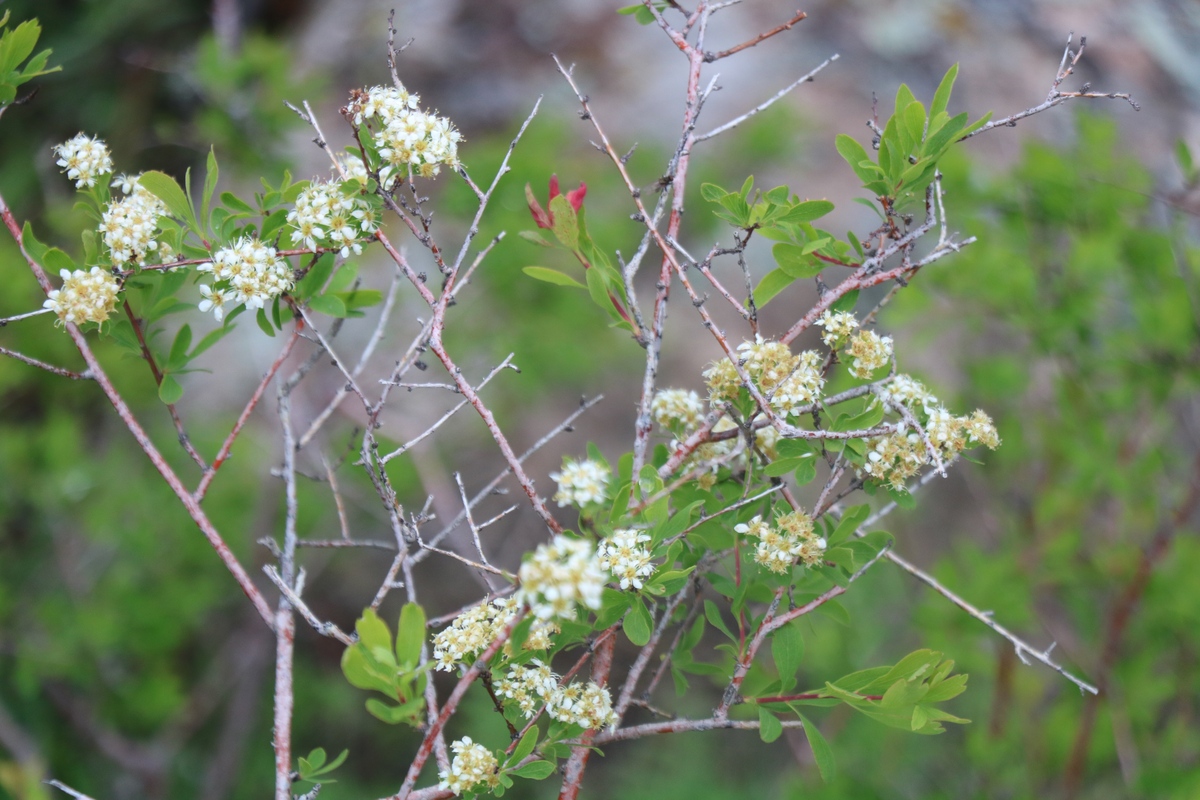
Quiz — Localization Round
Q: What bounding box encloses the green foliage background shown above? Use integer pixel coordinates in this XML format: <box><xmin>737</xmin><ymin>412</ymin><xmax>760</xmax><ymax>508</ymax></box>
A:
<box><xmin>1</xmin><ymin>3</ymin><xmax>1197</xmax><ymax>800</ymax></box>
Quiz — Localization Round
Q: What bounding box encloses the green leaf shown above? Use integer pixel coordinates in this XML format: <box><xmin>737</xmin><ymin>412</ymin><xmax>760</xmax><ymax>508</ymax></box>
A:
<box><xmin>511</xmin><ymin>760</ymin><xmax>556</xmax><ymax>780</ymax></box>
<box><xmin>835</xmin><ymin>134</ymin><xmax>879</xmax><ymax>188</ymax></box>
<box><xmin>355</xmin><ymin>609</ymin><xmax>393</xmax><ymax>654</ymax></box>
<box><xmin>300</xmin><ymin>747</ymin><xmax>327</xmax><ymax>771</ymax></box>
<box><xmin>793</xmin><ymin>456</ymin><xmax>817</xmax><ymax>486</ymax></box>
<box><xmin>255</xmin><ymin>307</ymin><xmax>276</xmax><ymax>336</ymax></box>
<box><xmin>548</xmin><ymin>195</ymin><xmax>579</xmax><ymax>249</ymax></box>
<box><xmin>261</xmin><ymin>208</ymin><xmax>289</xmax><ymax>242</ymax></box>
<box><xmin>522</xmin><ymin>266</ymin><xmax>586</xmax><ymax>289</ymax></box>
<box><xmin>158</xmin><ymin>374</ymin><xmax>183</xmax><ymax>405</ymax></box>
<box><xmin>772</xmin><ymin>243</ymin><xmax>824</xmax><ymax>279</ymax></box>
<box><xmin>700</xmin><ymin>182</ymin><xmax>728</xmax><ymax>202</ymax></box>
<box><xmin>295</xmin><ymin>253</ymin><xmax>336</xmax><ymax>300</ymax></box>
<box><xmin>799</xmin><ymin>713</ymin><xmax>836</xmax><ymax>782</ymax></box>
<box><xmin>758</xmin><ymin>707</ymin><xmax>783</xmax><ymax>743</ymax></box>
<box><xmin>624</xmin><ymin>598</ymin><xmax>653</xmax><ymax>646</ymax></box>
<box><xmin>930</xmin><ymin>64</ymin><xmax>958</xmax><ymax>118</ymax></box>
<box><xmin>753</xmin><ymin>267</ymin><xmax>798</xmax><ymax>308</ymax></box>
<box><xmin>308</xmin><ymin>293</ymin><xmax>348</xmax><ymax>318</ymax></box>
<box><xmin>42</xmin><ymin>247</ymin><xmax>76</xmax><ymax>276</ymax></box>
<box><xmin>507</xmin><ymin>727</ymin><xmax>539</xmax><ymax>767</ymax></box>
<box><xmin>139</xmin><ymin>171</ymin><xmax>198</xmax><ymax>231</ymax></box>
<box><xmin>596</xmin><ymin>588</ymin><xmax>633</xmax><ymax>629</ymax></box>
<box><xmin>779</xmin><ymin>199</ymin><xmax>835</xmax><ymax>224</ymax></box>
<box><xmin>221</xmin><ymin>191</ymin><xmax>256</xmax><ymax>215</ymax></box>
<box><xmin>902</xmin><ymin>101</ymin><xmax>928</xmax><ymax>150</ymax></box>
<box><xmin>771</xmin><ymin>620</ymin><xmax>805</xmax><ymax>682</ymax></box>
<box><xmin>366</xmin><ymin>697</ymin><xmax>423</xmax><ymax>726</ymax></box>
<box><xmin>704</xmin><ymin>599</ymin><xmax>735</xmax><ymax>641</ymax></box>
<box><xmin>764</xmin><ymin>454</ymin><xmax>814</xmax><ymax>477</ymax></box>
<box><xmin>201</xmin><ymin>148</ymin><xmax>219</xmax><ymax>232</ymax></box>
<box><xmin>395</xmin><ymin>603</ymin><xmax>426</xmax><ymax>666</ymax></box>
<box><xmin>167</xmin><ymin>324</ymin><xmax>193</xmax><ymax>371</ymax></box>
<box><xmin>829</xmin><ymin>504</ymin><xmax>870</xmax><ymax>546</ymax></box>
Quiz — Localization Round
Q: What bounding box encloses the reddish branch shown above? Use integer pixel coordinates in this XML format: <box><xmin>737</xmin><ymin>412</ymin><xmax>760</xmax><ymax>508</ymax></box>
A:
<box><xmin>705</xmin><ymin>11</ymin><xmax>807</xmax><ymax>61</ymax></box>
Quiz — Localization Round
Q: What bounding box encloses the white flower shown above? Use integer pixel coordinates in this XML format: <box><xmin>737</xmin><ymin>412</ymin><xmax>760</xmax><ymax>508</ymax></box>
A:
<box><xmin>197</xmin><ymin>284</ymin><xmax>230</xmax><ymax>322</ymax></box>
<box><xmin>438</xmin><ymin>737</ymin><xmax>499</xmax><ymax>796</ymax></box>
<box><xmin>497</xmin><ymin>660</ymin><xmax>559</xmax><ymax>718</ymax></box>
<box><xmin>432</xmin><ymin>597</ymin><xmax>556</xmax><ymax>672</ymax></box>
<box><xmin>846</xmin><ymin>329</ymin><xmax>893</xmax><ymax>379</ymax></box>
<box><xmin>597</xmin><ymin>529</ymin><xmax>655</xmax><ymax>590</ymax></box>
<box><xmin>99</xmin><ymin>184</ymin><xmax>166</xmax><ymax>266</ymax></box>
<box><xmin>198</xmin><ymin>237</ymin><xmax>292</xmax><ymax>313</ymax></box>
<box><xmin>43</xmin><ymin>267</ymin><xmax>119</xmax><ymax>326</ymax></box>
<box><xmin>651</xmin><ymin>388</ymin><xmax>705</xmax><ymax>430</ymax></box>
<box><xmin>738</xmin><ymin>510</ymin><xmax>824</xmax><ymax>574</ymax></box>
<box><xmin>550</xmin><ymin>458</ymin><xmax>610</xmax><ymax>508</ymax></box>
<box><xmin>546</xmin><ymin>680</ymin><xmax>617</xmax><ymax>730</ymax></box>
<box><xmin>53</xmin><ymin>133</ymin><xmax>113</xmax><ymax>188</ymax></box>
<box><xmin>349</xmin><ymin>85</ymin><xmax>462</xmax><ymax>187</ymax></box>
<box><xmin>816</xmin><ymin>310</ymin><xmax>859</xmax><ymax>347</ymax></box>
<box><xmin>286</xmin><ymin>178</ymin><xmax>377</xmax><ymax>256</ymax></box>
<box><xmin>517</xmin><ymin>535</ymin><xmax>605</xmax><ymax>620</ymax></box>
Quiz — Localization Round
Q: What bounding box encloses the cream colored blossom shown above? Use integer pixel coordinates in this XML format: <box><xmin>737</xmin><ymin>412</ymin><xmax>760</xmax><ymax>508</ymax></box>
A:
<box><xmin>846</xmin><ymin>329</ymin><xmax>893</xmax><ymax>379</ymax></box>
<box><xmin>53</xmin><ymin>133</ymin><xmax>113</xmax><ymax>188</ymax></box>
<box><xmin>551</xmin><ymin>458</ymin><xmax>610</xmax><ymax>508</ymax></box>
<box><xmin>100</xmin><ymin>183</ymin><xmax>166</xmax><ymax>266</ymax></box>
<box><xmin>43</xmin><ymin>267</ymin><xmax>119</xmax><ymax>326</ymax></box>
<box><xmin>438</xmin><ymin>737</ymin><xmax>499</xmax><ymax>796</ymax></box>
<box><xmin>517</xmin><ymin>535</ymin><xmax>605</xmax><ymax>620</ymax></box>
<box><xmin>432</xmin><ymin>597</ymin><xmax>557</xmax><ymax>671</ymax></box>
<box><xmin>597</xmin><ymin>529</ymin><xmax>655</xmax><ymax>590</ymax></box>
<box><xmin>816</xmin><ymin>309</ymin><xmax>859</xmax><ymax>347</ymax></box>
<box><xmin>651</xmin><ymin>388</ymin><xmax>705</xmax><ymax>430</ymax></box>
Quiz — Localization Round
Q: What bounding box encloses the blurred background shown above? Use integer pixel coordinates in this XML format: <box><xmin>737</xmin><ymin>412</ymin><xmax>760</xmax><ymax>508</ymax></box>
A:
<box><xmin>1</xmin><ymin>0</ymin><xmax>1198</xmax><ymax>798</ymax></box>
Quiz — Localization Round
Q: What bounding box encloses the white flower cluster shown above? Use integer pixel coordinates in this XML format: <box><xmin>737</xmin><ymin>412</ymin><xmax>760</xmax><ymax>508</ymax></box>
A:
<box><xmin>704</xmin><ymin>336</ymin><xmax>825</xmax><ymax>418</ymax></box>
<box><xmin>651</xmin><ymin>388</ymin><xmax>705</xmax><ymax>429</ymax></box>
<box><xmin>100</xmin><ymin>181</ymin><xmax>166</xmax><ymax>266</ymax></box>
<box><xmin>432</xmin><ymin>597</ymin><xmax>556</xmax><ymax>672</ymax></box>
<box><xmin>861</xmin><ymin>409</ymin><xmax>1000</xmax><ymax>490</ymax></box>
<box><xmin>497</xmin><ymin>661</ymin><xmax>617</xmax><ymax>730</ymax></box>
<box><xmin>846</xmin><ymin>329</ymin><xmax>894</xmax><ymax>379</ymax></box>
<box><xmin>286</xmin><ymin>178</ymin><xmax>378</xmax><ymax>258</ymax></box>
<box><xmin>816</xmin><ymin>309</ymin><xmax>860</xmax><ymax>347</ymax></box>
<box><xmin>550</xmin><ymin>458</ymin><xmax>610</xmax><ymax>508</ymax></box>
<box><xmin>197</xmin><ymin>237</ymin><xmax>292</xmax><ymax>321</ymax></box>
<box><xmin>596</xmin><ymin>529</ymin><xmax>655</xmax><ymax>591</ymax></box>
<box><xmin>350</xmin><ymin>85</ymin><xmax>462</xmax><ymax>186</ymax></box>
<box><xmin>880</xmin><ymin>374</ymin><xmax>938</xmax><ymax>413</ymax></box>
<box><xmin>735</xmin><ymin>510</ymin><xmax>826</xmax><ymax>575</ymax></box>
<box><xmin>43</xmin><ymin>267</ymin><xmax>120</xmax><ymax>326</ymax></box>
<box><xmin>53</xmin><ymin>133</ymin><xmax>113</xmax><ymax>188</ymax></box>
<box><xmin>517</xmin><ymin>535</ymin><xmax>605</xmax><ymax>620</ymax></box>
<box><xmin>438</xmin><ymin>737</ymin><xmax>499</xmax><ymax>796</ymax></box>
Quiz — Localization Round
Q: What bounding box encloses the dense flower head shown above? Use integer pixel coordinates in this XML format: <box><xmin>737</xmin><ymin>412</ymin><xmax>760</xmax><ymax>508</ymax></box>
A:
<box><xmin>735</xmin><ymin>509</ymin><xmax>826</xmax><ymax>574</ymax></box>
<box><xmin>651</xmin><ymin>388</ymin><xmax>705</xmax><ymax>430</ymax></box>
<box><xmin>517</xmin><ymin>535</ymin><xmax>605</xmax><ymax>620</ymax></box>
<box><xmin>53</xmin><ymin>133</ymin><xmax>113</xmax><ymax>188</ymax></box>
<box><xmin>432</xmin><ymin>597</ymin><xmax>557</xmax><ymax>672</ymax></box>
<box><xmin>438</xmin><ymin>737</ymin><xmax>499</xmax><ymax>796</ymax></box>
<box><xmin>546</xmin><ymin>680</ymin><xmax>618</xmax><ymax>730</ymax></box>
<box><xmin>705</xmin><ymin>337</ymin><xmax>825</xmax><ymax>415</ymax></box>
<box><xmin>100</xmin><ymin>182</ymin><xmax>167</xmax><ymax>266</ymax></box>
<box><xmin>550</xmin><ymin>458</ymin><xmax>610</xmax><ymax>508</ymax></box>
<box><xmin>816</xmin><ymin>309</ymin><xmax>860</xmax><ymax>347</ymax></box>
<box><xmin>349</xmin><ymin>84</ymin><xmax>462</xmax><ymax>186</ymax></box>
<box><xmin>197</xmin><ymin>237</ymin><xmax>292</xmax><ymax>318</ymax></box>
<box><xmin>286</xmin><ymin>178</ymin><xmax>378</xmax><ymax>257</ymax></box>
<box><xmin>597</xmin><ymin>529</ymin><xmax>656</xmax><ymax>590</ymax></box>
<box><xmin>846</xmin><ymin>329</ymin><xmax>894</xmax><ymax>379</ymax></box>
<box><xmin>496</xmin><ymin>660</ymin><xmax>558</xmax><ymax>718</ymax></box>
<box><xmin>881</xmin><ymin>374</ymin><xmax>939</xmax><ymax>413</ymax></box>
<box><xmin>43</xmin><ymin>267</ymin><xmax>120</xmax><ymax>326</ymax></box>
<box><xmin>859</xmin><ymin>408</ymin><xmax>1000</xmax><ymax>489</ymax></box>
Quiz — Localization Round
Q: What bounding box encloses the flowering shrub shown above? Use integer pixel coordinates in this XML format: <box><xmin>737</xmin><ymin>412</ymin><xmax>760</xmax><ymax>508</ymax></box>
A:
<box><xmin>0</xmin><ymin>5</ymin><xmax>1142</xmax><ymax>799</ymax></box>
